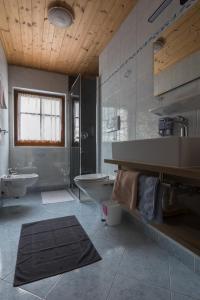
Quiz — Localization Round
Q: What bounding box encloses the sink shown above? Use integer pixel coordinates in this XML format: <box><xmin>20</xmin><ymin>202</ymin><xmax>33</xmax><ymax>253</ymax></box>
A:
<box><xmin>112</xmin><ymin>137</ymin><xmax>200</xmax><ymax>168</ymax></box>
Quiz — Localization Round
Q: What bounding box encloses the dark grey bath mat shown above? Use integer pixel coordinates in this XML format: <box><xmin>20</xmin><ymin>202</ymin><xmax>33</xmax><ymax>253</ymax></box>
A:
<box><xmin>13</xmin><ymin>215</ymin><xmax>101</xmax><ymax>287</ymax></box>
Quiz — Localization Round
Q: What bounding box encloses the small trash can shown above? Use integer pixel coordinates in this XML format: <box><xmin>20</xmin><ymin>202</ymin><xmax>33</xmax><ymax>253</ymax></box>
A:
<box><xmin>102</xmin><ymin>200</ymin><xmax>122</xmax><ymax>226</ymax></box>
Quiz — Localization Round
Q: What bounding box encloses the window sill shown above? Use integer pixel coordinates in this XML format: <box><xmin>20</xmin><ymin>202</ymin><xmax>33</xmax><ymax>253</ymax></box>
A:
<box><xmin>15</xmin><ymin>141</ymin><xmax>65</xmax><ymax>147</ymax></box>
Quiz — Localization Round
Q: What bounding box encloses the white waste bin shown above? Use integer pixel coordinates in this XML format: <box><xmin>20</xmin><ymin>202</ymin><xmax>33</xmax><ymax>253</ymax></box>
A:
<box><xmin>102</xmin><ymin>200</ymin><xmax>122</xmax><ymax>226</ymax></box>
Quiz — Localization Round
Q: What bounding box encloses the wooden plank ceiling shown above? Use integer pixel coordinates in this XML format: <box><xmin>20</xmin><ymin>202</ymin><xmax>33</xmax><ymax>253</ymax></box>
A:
<box><xmin>154</xmin><ymin>0</ymin><xmax>200</xmax><ymax>75</ymax></box>
<box><xmin>0</xmin><ymin>0</ymin><xmax>137</xmax><ymax>76</ymax></box>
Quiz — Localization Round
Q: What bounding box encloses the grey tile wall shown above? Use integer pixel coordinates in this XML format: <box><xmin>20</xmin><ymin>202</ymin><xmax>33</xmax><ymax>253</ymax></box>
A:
<box><xmin>0</xmin><ymin>41</ymin><xmax>9</xmax><ymax>189</ymax></box>
<box><xmin>8</xmin><ymin>66</ymin><xmax>69</xmax><ymax>189</ymax></box>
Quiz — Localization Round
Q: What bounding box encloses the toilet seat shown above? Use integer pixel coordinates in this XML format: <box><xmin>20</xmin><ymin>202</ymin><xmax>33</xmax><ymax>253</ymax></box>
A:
<box><xmin>74</xmin><ymin>173</ymin><xmax>109</xmax><ymax>182</ymax></box>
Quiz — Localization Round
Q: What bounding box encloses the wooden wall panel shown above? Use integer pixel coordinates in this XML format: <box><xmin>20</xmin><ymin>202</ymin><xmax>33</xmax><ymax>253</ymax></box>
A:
<box><xmin>3</xmin><ymin>0</ymin><xmax>23</xmax><ymax>65</ymax></box>
<box><xmin>0</xmin><ymin>0</ymin><xmax>9</xmax><ymax>31</ymax></box>
<box><xmin>0</xmin><ymin>0</ymin><xmax>137</xmax><ymax>75</ymax></box>
<box><xmin>32</xmin><ymin>0</ymin><xmax>46</xmax><ymax>68</ymax></box>
<box><xmin>18</xmin><ymin>0</ymin><xmax>33</xmax><ymax>66</ymax></box>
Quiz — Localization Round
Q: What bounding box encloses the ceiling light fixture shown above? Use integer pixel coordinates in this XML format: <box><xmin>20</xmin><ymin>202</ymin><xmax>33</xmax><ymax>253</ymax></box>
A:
<box><xmin>153</xmin><ymin>37</ymin><xmax>166</xmax><ymax>53</ymax></box>
<box><xmin>48</xmin><ymin>6</ymin><xmax>74</xmax><ymax>28</ymax></box>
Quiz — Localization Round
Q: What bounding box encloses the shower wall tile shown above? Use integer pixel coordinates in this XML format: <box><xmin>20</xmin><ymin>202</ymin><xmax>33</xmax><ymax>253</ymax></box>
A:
<box><xmin>119</xmin><ymin>8</ymin><xmax>137</xmax><ymax>64</ymax></box>
<box><xmin>136</xmin><ymin>99</ymin><xmax>159</xmax><ymax>140</ymax></box>
<box><xmin>0</xmin><ymin>41</ymin><xmax>9</xmax><ymax>185</ymax></box>
<box><xmin>9</xmin><ymin>147</ymin><xmax>70</xmax><ymax>189</ymax></box>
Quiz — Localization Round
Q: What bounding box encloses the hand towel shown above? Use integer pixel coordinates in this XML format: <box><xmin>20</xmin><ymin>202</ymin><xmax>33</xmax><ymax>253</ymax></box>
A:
<box><xmin>112</xmin><ymin>170</ymin><xmax>140</xmax><ymax>211</ymax></box>
<box><xmin>138</xmin><ymin>175</ymin><xmax>160</xmax><ymax>222</ymax></box>
<box><xmin>153</xmin><ymin>183</ymin><xmax>171</xmax><ymax>224</ymax></box>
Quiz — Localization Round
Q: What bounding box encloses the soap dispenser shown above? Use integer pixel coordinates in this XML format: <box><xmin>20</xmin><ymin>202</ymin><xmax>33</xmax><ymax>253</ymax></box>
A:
<box><xmin>158</xmin><ymin>117</ymin><xmax>174</xmax><ymax>136</ymax></box>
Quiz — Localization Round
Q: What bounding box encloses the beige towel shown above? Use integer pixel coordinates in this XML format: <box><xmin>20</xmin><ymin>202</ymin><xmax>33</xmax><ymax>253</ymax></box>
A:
<box><xmin>112</xmin><ymin>170</ymin><xmax>140</xmax><ymax>211</ymax></box>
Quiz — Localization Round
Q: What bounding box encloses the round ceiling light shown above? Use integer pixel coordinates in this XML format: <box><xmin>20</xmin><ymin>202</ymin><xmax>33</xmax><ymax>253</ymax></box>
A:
<box><xmin>153</xmin><ymin>37</ymin><xmax>165</xmax><ymax>53</ymax></box>
<box><xmin>48</xmin><ymin>6</ymin><xmax>74</xmax><ymax>28</ymax></box>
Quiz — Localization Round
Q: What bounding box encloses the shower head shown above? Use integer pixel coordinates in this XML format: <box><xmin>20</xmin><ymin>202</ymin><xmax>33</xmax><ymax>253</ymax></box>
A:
<box><xmin>70</xmin><ymin>92</ymin><xmax>80</xmax><ymax>99</ymax></box>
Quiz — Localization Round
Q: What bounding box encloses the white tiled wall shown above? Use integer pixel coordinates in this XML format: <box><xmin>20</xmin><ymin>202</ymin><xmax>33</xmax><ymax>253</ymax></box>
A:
<box><xmin>0</xmin><ymin>41</ymin><xmax>9</xmax><ymax>181</ymax></box>
<box><xmin>8</xmin><ymin>66</ymin><xmax>69</xmax><ymax>189</ymax></box>
<box><xmin>99</xmin><ymin>0</ymin><xmax>199</xmax><ymax>174</ymax></box>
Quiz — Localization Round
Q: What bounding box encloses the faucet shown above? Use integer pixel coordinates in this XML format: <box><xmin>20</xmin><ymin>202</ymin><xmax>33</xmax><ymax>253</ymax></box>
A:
<box><xmin>8</xmin><ymin>168</ymin><xmax>17</xmax><ymax>175</ymax></box>
<box><xmin>173</xmin><ymin>116</ymin><xmax>189</xmax><ymax>137</ymax></box>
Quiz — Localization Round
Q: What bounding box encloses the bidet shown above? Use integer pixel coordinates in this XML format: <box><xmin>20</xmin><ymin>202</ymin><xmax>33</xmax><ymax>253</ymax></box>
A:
<box><xmin>1</xmin><ymin>173</ymin><xmax>39</xmax><ymax>197</ymax></box>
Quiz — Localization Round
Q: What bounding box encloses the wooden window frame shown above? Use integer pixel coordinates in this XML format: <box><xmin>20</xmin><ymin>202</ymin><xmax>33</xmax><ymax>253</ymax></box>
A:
<box><xmin>14</xmin><ymin>89</ymin><xmax>65</xmax><ymax>147</ymax></box>
<box><xmin>71</xmin><ymin>97</ymin><xmax>80</xmax><ymax>147</ymax></box>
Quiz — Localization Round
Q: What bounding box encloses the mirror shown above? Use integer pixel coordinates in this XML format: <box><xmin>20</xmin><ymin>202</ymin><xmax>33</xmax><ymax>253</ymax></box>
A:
<box><xmin>154</xmin><ymin>1</ymin><xmax>200</xmax><ymax>96</ymax></box>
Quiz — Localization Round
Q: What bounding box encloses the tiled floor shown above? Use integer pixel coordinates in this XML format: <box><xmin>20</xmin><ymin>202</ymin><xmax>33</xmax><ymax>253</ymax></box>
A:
<box><xmin>0</xmin><ymin>192</ymin><xmax>200</xmax><ymax>300</ymax></box>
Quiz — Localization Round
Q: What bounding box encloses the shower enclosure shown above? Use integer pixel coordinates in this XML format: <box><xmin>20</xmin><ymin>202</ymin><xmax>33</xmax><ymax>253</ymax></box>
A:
<box><xmin>69</xmin><ymin>75</ymin><xmax>97</xmax><ymax>198</ymax></box>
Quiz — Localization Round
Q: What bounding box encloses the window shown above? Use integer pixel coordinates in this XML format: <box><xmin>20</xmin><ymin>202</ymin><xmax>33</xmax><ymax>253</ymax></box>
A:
<box><xmin>14</xmin><ymin>90</ymin><xmax>65</xmax><ymax>146</ymax></box>
<box><xmin>72</xmin><ymin>98</ymin><xmax>80</xmax><ymax>146</ymax></box>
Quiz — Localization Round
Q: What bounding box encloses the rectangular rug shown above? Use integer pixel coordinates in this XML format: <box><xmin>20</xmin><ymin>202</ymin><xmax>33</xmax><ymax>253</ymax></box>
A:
<box><xmin>13</xmin><ymin>216</ymin><xmax>101</xmax><ymax>287</ymax></box>
<box><xmin>41</xmin><ymin>190</ymin><xmax>75</xmax><ymax>204</ymax></box>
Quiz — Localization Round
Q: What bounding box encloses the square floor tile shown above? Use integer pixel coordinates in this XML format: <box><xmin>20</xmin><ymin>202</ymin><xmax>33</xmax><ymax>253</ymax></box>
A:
<box><xmin>4</xmin><ymin>271</ymin><xmax>61</xmax><ymax>299</ymax></box>
<box><xmin>0</xmin><ymin>280</ymin><xmax>41</xmax><ymax>300</ymax></box>
<box><xmin>118</xmin><ymin>241</ymin><xmax>170</xmax><ymax>289</ymax></box>
<box><xmin>46</xmin><ymin>263</ymin><xmax>114</xmax><ymax>300</ymax></box>
<box><xmin>108</xmin><ymin>273</ymin><xmax>171</xmax><ymax>300</ymax></box>
<box><xmin>170</xmin><ymin>256</ymin><xmax>200</xmax><ymax>299</ymax></box>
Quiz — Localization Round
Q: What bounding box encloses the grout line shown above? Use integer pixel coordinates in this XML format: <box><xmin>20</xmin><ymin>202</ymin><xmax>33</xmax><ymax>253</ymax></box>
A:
<box><xmin>193</xmin><ymin>255</ymin><xmax>196</xmax><ymax>273</ymax></box>
<box><xmin>105</xmin><ymin>247</ymin><xmax>126</xmax><ymax>300</ymax></box>
<box><xmin>168</xmin><ymin>258</ymin><xmax>200</xmax><ymax>300</ymax></box>
<box><xmin>170</xmin><ymin>291</ymin><xmax>173</xmax><ymax>300</ymax></box>
<box><xmin>168</xmin><ymin>256</ymin><xmax>172</xmax><ymax>291</ymax></box>
<box><xmin>168</xmin><ymin>256</ymin><xmax>172</xmax><ymax>300</ymax></box>
<box><xmin>17</xmin><ymin>287</ymin><xmax>45</xmax><ymax>300</ymax></box>
<box><xmin>1</xmin><ymin>269</ymin><xmax>13</xmax><ymax>281</ymax></box>
<box><xmin>170</xmin><ymin>290</ymin><xmax>200</xmax><ymax>300</ymax></box>
<box><xmin>44</xmin><ymin>275</ymin><xmax>63</xmax><ymax>299</ymax></box>
<box><xmin>2</xmin><ymin>277</ymin><xmax>44</xmax><ymax>300</ymax></box>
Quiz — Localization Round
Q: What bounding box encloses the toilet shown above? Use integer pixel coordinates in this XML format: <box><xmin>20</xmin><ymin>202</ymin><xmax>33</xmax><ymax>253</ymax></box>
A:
<box><xmin>1</xmin><ymin>173</ymin><xmax>39</xmax><ymax>198</ymax></box>
<box><xmin>74</xmin><ymin>173</ymin><xmax>115</xmax><ymax>203</ymax></box>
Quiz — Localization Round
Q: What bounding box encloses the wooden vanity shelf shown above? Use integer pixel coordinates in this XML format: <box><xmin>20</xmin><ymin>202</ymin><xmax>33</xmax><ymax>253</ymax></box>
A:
<box><xmin>104</xmin><ymin>159</ymin><xmax>200</xmax><ymax>183</ymax></box>
<box><xmin>105</xmin><ymin>159</ymin><xmax>200</xmax><ymax>256</ymax></box>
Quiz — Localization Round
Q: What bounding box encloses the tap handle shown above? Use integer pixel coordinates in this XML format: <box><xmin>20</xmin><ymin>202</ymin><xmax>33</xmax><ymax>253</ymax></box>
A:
<box><xmin>8</xmin><ymin>168</ymin><xmax>16</xmax><ymax>174</ymax></box>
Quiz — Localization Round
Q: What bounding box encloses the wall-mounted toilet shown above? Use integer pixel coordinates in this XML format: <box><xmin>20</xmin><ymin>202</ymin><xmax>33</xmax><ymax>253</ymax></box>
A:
<box><xmin>1</xmin><ymin>173</ymin><xmax>39</xmax><ymax>198</ymax></box>
<box><xmin>74</xmin><ymin>173</ymin><xmax>115</xmax><ymax>203</ymax></box>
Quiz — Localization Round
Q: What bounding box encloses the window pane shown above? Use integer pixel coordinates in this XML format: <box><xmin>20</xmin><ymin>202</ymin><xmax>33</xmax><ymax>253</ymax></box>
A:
<box><xmin>74</xmin><ymin>101</ymin><xmax>79</xmax><ymax>118</ymax></box>
<box><xmin>41</xmin><ymin>98</ymin><xmax>61</xmax><ymax>115</ymax></box>
<box><xmin>72</xmin><ymin>100</ymin><xmax>79</xmax><ymax>145</ymax></box>
<box><xmin>41</xmin><ymin>116</ymin><xmax>61</xmax><ymax>141</ymax></box>
<box><xmin>20</xmin><ymin>114</ymin><xmax>40</xmax><ymax>140</ymax></box>
<box><xmin>19</xmin><ymin>95</ymin><xmax>40</xmax><ymax>114</ymax></box>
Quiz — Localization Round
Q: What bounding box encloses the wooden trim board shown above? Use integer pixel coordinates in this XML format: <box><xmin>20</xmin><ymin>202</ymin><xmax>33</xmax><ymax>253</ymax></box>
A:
<box><xmin>104</xmin><ymin>159</ymin><xmax>200</xmax><ymax>182</ymax></box>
